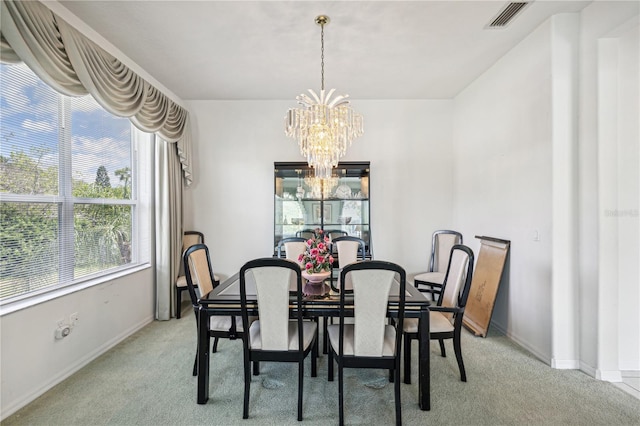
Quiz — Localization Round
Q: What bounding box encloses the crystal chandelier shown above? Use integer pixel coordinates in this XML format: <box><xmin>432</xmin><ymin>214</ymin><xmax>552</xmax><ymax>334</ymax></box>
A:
<box><xmin>285</xmin><ymin>15</ymin><xmax>364</xmax><ymax>179</ymax></box>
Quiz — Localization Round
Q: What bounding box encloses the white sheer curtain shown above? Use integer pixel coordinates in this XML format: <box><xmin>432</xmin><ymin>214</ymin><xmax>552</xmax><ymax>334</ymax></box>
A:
<box><xmin>1</xmin><ymin>0</ymin><xmax>190</xmax><ymax>318</ymax></box>
<box><xmin>154</xmin><ymin>137</ymin><xmax>183</xmax><ymax>320</ymax></box>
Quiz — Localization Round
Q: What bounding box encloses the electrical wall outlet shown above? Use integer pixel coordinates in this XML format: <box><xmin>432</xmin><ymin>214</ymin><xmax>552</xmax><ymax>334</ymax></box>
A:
<box><xmin>55</xmin><ymin>324</ymin><xmax>71</xmax><ymax>339</ymax></box>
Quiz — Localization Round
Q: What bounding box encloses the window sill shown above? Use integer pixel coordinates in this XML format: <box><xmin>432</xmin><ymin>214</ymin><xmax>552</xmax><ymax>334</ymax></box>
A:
<box><xmin>0</xmin><ymin>263</ymin><xmax>152</xmax><ymax>316</ymax></box>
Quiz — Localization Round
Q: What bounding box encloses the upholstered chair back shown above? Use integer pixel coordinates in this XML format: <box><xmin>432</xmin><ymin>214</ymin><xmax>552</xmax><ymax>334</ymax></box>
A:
<box><xmin>187</xmin><ymin>247</ymin><xmax>214</xmax><ymax>298</ymax></box>
<box><xmin>336</xmin><ymin>240</ymin><xmax>360</xmax><ymax>268</ymax></box>
<box><xmin>333</xmin><ymin>236</ymin><xmax>366</xmax><ymax>292</ymax></box>
<box><xmin>245</xmin><ymin>266</ymin><xmax>296</xmax><ymax>351</ymax></box>
<box><xmin>350</xmin><ymin>269</ymin><xmax>396</xmax><ymax>356</ymax></box>
<box><xmin>183</xmin><ymin>233</ymin><xmax>202</xmax><ymax>251</ymax></box>
<box><xmin>284</xmin><ymin>241</ymin><xmax>307</xmax><ymax>267</ymax></box>
<box><xmin>177</xmin><ymin>231</ymin><xmax>204</xmax><ymax>280</ymax></box>
<box><xmin>439</xmin><ymin>248</ymin><xmax>471</xmax><ymax>322</ymax></box>
<box><xmin>336</xmin><ymin>240</ymin><xmax>359</xmax><ymax>291</ymax></box>
<box><xmin>434</xmin><ymin>233</ymin><xmax>462</xmax><ymax>273</ymax></box>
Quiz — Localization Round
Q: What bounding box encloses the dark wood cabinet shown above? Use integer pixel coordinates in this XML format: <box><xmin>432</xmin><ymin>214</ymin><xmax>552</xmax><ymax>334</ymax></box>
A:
<box><xmin>274</xmin><ymin>162</ymin><xmax>371</xmax><ymax>256</ymax></box>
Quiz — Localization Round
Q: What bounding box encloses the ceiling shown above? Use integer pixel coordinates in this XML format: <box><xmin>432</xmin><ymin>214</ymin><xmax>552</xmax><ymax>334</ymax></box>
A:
<box><xmin>58</xmin><ymin>1</ymin><xmax>592</xmax><ymax>101</ymax></box>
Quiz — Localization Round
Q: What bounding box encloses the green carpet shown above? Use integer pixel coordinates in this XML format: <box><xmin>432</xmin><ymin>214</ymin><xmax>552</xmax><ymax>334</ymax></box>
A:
<box><xmin>3</xmin><ymin>317</ymin><xmax>639</xmax><ymax>425</ymax></box>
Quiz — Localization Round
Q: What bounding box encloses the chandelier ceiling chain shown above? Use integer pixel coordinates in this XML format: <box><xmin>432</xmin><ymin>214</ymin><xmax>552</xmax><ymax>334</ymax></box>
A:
<box><xmin>285</xmin><ymin>15</ymin><xmax>364</xmax><ymax>179</ymax></box>
<box><xmin>319</xmin><ymin>16</ymin><xmax>325</xmax><ymax>91</ymax></box>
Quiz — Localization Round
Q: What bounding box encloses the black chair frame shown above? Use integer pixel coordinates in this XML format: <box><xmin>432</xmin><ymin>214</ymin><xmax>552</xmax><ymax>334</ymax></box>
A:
<box><xmin>414</xmin><ymin>230</ymin><xmax>463</xmax><ymax>303</ymax></box>
<box><xmin>404</xmin><ymin>244</ymin><xmax>474</xmax><ymax>384</ymax></box>
<box><xmin>327</xmin><ymin>229</ymin><xmax>348</xmax><ymax>240</ymax></box>
<box><xmin>295</xmin><ymin>228</ymin><xmax>317</xmax><ymax>239</ymax></box>
<box><xmin>239</xmin><ymin>257</ymin><xmax>318</xmax><ymax>421</ymax></box>
<box><xmin>327</xmin><ymin>260</ymin><xmax>406</xmax><ymax>426</ymax></box>
<box><xmin>183</xmin><ymin>243</ymin><xmax>241</xmax><ymax>376</ymax></box>
<box><xmin>177</xmin><ymin>231</ymin><xmax>212</xmax><ymax>319</ymax></box>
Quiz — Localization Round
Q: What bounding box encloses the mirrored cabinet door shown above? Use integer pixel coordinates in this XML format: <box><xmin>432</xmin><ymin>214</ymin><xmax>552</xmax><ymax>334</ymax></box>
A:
<box><xmin>274</xmin><ymin>161</ymin><xmax>371</xmax><ymax>256</ymax></box>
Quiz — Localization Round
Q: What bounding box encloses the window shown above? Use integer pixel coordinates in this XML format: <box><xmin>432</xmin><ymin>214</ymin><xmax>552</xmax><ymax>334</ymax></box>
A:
<box><xmin>0</xmin><ymin>63</ymin><xmax>150</xmax><ymax>303</ymax></box>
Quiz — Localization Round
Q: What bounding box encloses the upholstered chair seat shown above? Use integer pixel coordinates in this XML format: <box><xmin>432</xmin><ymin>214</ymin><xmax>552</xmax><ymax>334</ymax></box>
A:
<box><xmin>402</xmin><ymin>310</ymin><xmax>455</xmax><ymax>334</ymax></box>
<box><xmin>327</xmin><ymin>323</ymin><xmax>396</xmax><ymax>356</ymax></box>
<box><xmin>210</xmin><ymin>315</ymin><xmax>245</xmax><ymax>333</ymax></box>
<box><xmin>248</xmin><ymin>320</ymin><xmax>317</xmax><ymax>350</ymax></box>
<box><xmin>413</xmin><ymin>271</ymin><xmax>445</xmax><ymax>287</ymax></box>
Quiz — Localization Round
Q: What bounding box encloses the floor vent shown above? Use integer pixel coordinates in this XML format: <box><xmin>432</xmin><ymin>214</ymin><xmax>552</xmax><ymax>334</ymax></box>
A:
<box><xmin>486</xmin><ymin>2</ymin><xmax>530</xmax><ymax>28</ymax></box>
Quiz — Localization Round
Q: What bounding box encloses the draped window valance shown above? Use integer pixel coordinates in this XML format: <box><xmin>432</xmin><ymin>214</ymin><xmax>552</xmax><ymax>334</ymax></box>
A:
<box><xmin>0</xmin><ymin>0</ymin><xmax>192</xmax><ymax>185</ymax></box>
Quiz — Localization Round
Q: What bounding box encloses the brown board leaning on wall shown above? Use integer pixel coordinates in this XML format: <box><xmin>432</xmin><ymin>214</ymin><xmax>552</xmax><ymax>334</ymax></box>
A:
<box><xmin>463</xmin><ymin>236</ymin><xmax>511</xmax><ymax>337</ymax></box>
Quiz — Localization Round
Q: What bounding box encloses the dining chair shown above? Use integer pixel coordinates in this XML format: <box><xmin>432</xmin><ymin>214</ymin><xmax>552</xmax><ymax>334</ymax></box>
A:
<box><xmin>275</xmin><ymin>237</ymin><xmax>307</xmax><ymax>267</ymax></box>
<box><xmin>321</xmin><ymin>235</ymin><xmax>367</xmax><ymax>354</ymax></box>
<box><xmin>403</xmin><ymin>244</ymin><xmax>474</xmax><ymax>384</ymax></box>
<box><xmin>239</xmin><ymin>257</ymin><xmax>319</xmax><ymax>421</ymax></box>
<box><xmin>327</xmin><ymin>229</ymin><xmax>348</xmax><ymax>241</ymax></box>
<box><xmin>175</xmin><ymin>231</ymin><xmax>219</xmax><ymax>318</ymax></box>
<box><xmin>330</xmin><ymin>235</ymin><xmax>367</xmax><ymax>293</ymax></box>
<box><xmin>327</xmin><ymin>260</ymin><xmax>406</xmax><ymax>426</ymax></box>
<box><xmin>295</xmin><ymin>228</ymin><xmax>316</xmax><ymax>240</ymax></box>
<box><xmin>183</xmin><ymin>243</ymin><xmax>244</xmax><ymax>376</ymax></box>
<box><xmin>413</xmin><ymin>230</ymin><xmax>463</xmax><ymax>303</ymax></box>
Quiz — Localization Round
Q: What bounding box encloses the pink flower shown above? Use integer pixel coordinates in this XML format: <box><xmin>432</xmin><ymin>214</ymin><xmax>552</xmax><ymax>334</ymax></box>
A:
<box><xmin>300</xmin><ymin>228</ymin><xmax>334</xmax><ymax>272</ymax></box>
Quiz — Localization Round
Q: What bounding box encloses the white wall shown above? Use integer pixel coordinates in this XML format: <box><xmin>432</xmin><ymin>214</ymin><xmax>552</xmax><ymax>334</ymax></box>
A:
<box><xmin>184</xmin><ymin>100</ymin><xmax>454</xmax><ymax>280</ymax></box>
<box><xmin>453</xmin><ymin>2</ymin><xmax>640</xmax><ymax>377</ymax></box>
<box><xmin>452</xmin><ymin>19</ymin><xmax>554</xmax><ymax>362</ymax></box>
<box><xmin>577</xmin><ymin>0</ymin><xmax>640</xmax><ymax>377</ymax></box>
<box><xmin>578</xmin><ymin>1</ymin><xmax>640</xmax><ymax>380</ymax></box>
<box><xmin>0</xmin><ymin>2</ymin><xmax>164</xmax><ymax>418</ymax></box>
<box><xmin>612</xmin><ymin>18</ymin><xmax>639</xmax><ymax>373</ymax></box>
<box><xmin>0</xmin><ymin>268</ymin><xmax>155</xmax><ymax>419</ymax></box>
<box><xmin>595</xmin><ymin>15</ymin><xmax>640</xmax><ymax>379</ymax></box>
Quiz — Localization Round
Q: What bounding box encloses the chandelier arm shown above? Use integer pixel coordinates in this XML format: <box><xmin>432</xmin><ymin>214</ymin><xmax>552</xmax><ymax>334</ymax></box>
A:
<box><xmin>307</xmin><ymin>89</ymin><xmax>321</xmax><ymax>105</ymax></box>
<box><xmin>324</xmin><ymin>88</ymin><xmax>336</xmax><ymax>103</ymax></box>
<box><xmin>328</xmin><ymin>94</ymin><xmax>349</xmax><ymax>108</ymax></box>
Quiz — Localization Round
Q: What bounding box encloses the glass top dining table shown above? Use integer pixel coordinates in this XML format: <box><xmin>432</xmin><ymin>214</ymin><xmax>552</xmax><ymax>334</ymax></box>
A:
<box><xmin>195</xmin><ymin>273</ymin><xmax>432</xmax><ymax>410</ymax></box>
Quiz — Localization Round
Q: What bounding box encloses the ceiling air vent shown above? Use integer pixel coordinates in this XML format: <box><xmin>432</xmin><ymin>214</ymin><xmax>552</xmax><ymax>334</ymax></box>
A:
<box><xmin>486</xmin><ymin>2</ymin><xmax>530</xmax><ymax>28</ymax></box>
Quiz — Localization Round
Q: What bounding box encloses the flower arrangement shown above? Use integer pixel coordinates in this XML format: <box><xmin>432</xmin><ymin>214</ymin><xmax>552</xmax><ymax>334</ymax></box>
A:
<box><xmin>298</xmin><ymin>228</ymin><xmax>334</xmax><ymax>273</ymax></box>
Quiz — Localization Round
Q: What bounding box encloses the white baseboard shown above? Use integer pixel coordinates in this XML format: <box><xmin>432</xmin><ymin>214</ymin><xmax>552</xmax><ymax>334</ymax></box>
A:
<box><xmin>580</xmin><ymin>361</ymin><xmax>597</xmax><ymax>377</ymax></box>
<box><xmin>551</xmin><ymin>359</ymin><xmax>580</xmax><ymax>369</ymax></box>
<box><xmin>486</xmin><ymin>322</ymin><xmax>635</xmax><ymax>383</ymax></box>
<box><xmin>1</xmin><ymin>315</ymin><xmax>153</xmax><ymax>421</ymax></box>
<box><xmin>489</xmin><ymin>321</ymin><xmax>552</xmax><ymax>365</ymax></box>
<box><xmin>580</xmin><ymin>364</ymin><xmax>636</xmax><ymax>383</ymax></box>
<box><xmin>596</xmin><ymin>369</ymin><xmax>623</xmax><ymax>382</ymax></box>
